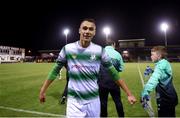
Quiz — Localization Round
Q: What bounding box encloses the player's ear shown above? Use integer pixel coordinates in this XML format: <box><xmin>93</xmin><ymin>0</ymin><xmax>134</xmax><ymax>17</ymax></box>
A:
<box><xmin>79</xmin><ymin>24</ymin><xmax>82</xmax><ymax>34</ymax></box>
<box><xmin>94</xmin><ymin>26</ymin><xmax>96</xmax><ymax>34</ymax></box>
<box><xmin>94</xmin><ymin>29</ymin><xmax>96</xmax><ymax>35</ymax></box>
<box><xmin>79</xmin><ymin>27</ymin><xmax>81</xmax><ymax>34</ymax></box>
<box><xmin>92</xmin><ymin>27</ymin><xmax>96</xmax><ymax>36</ymax></box>
<box><xmin>157</xmin><ymin>52</ymin><xmax>162</xmax><ymax>60</ymax></box>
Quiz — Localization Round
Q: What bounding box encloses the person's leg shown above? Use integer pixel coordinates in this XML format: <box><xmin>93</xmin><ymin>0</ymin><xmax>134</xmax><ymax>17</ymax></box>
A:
<box><xmin>99</xmin><ymin>86</ymin><xmax>109</xmax><ymax>117</ymax></box>
<box><xmin>60</xmin><ymin>78</ymin><xmax>68</xmax><ymax>104</ymax></box>
<box><xmin>110</xmin><ymin>88</ymin><xmax>124</xmax><ymax>117</ymax></box>
<box><xmin>60</xmin><ymin>84</ymin><xmax>68</xmax><ymax>104</ymax></box>
<box><xmin>66</xmin><ymin>97</ymin><xmax>86</xmax><ymax>117</ymax></box>
<box><xmin>156</xmin><ymin>96</ymin><xmax>176</xmax><ymax>117</ymax></box>
<box><xmin>62</xmin><ymin>84</ymin><xmax>68</xmax><ymax>97</ymax></box>
<box><xmin>158</xmin><ymin>105</ymin><xmax>176</xmax><ymax>117</ymax></box>
<box><xmin>86</xmin><ymin>97</ymin><xmax>100</xmax><ymax>117</ymax></box>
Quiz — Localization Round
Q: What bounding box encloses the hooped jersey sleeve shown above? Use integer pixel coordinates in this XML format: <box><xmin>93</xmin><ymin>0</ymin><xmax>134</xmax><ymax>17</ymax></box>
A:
<box><xmin>47</xmin><ymin>46</ymin><xmax>67</xmax><ymax>80</ymax></box>
<box><xmin>101</xmin><ymin>48</ymin><xmax>121</xmax><ymax>81</ymax></box>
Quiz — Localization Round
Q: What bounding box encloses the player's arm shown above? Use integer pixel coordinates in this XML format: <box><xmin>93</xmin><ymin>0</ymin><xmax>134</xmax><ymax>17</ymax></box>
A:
<box><xmin>107</xmin><ymin>66</ymin><xmax>136</xmax><ymax>104</ymax></box>
<box><xmin>113</xmin><ymin>55</ymin><xmax>135</xmax><ymax>103</ymax></box>
<box><xmin>116</xmin><ymin>78</ymin><xmax>133</xmax><ymax>96</ymax></box>
<box><xmin>39</xmin><ymin>62</ymin><xmax>64</xmax><ymax>103</ymax></box>
<box><xmin>39</xmin><ymin>46</ymin><xmax>66</xmax><ymax>103</ymax></box>
<box><xmin>39</xmin><ymin>79</ymin><xmax>53</xmax><ymax>103</ymax></box>
<box><xmin>141</xmin><ymin>66</ymin><xmax>162</xmax><ymax>97</ymax></box>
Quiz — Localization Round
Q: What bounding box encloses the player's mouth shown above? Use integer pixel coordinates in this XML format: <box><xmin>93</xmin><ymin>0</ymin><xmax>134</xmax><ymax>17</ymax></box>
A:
<box><xmin>83</xmin><ymin>34</ymin><xmax>92</xmax><ymax>39</ymax></box>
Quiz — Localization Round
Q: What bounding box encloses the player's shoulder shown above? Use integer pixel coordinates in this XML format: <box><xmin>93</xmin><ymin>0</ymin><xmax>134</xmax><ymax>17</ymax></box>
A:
<box><xmin>113</xmin><ymin>49</ymin><xmax>122</xmax><ymax>58</ymax></box>
<box><xmin>90</xmin><ymin>42</ymin><xmax>103</xmax><ymax>52</ymax></box>
<box><xmin>65</xmin><ymin>41</ymin><xmax>77</xmax><ymax>47</ymax></box>
<box><xmin>63</xmin><ymin>41</ymin><xmax>77</xmax><ymax>51</ymax></box>
<box><xmin>91</xmin><ymin>42</ymin><xmax>103</xmax><ymax>48</ymax></box>
<box><xmin>157</xmin><ymin>59</ymin><xmax>171</xmax><ymax>69</ymax></box>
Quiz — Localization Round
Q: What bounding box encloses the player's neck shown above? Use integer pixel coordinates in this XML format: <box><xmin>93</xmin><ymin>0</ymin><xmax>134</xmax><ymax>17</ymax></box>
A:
<box><xmin>80</xmin><ymin>40</ymin><xmax>90</xmax><ymax>48</ymax></box>
<box><xmin>111</xmin><ymin>44</ymin><xmax>115</xmax><ymax>49</ymax></box>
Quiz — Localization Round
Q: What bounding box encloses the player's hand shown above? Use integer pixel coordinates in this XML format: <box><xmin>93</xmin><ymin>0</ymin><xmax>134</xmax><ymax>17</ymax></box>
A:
<box><xmin>140</xmin><ymin>95</ymin><xmax>150</xmax><ymax>108</ymax></box>
<box><xmin>144</xmin><ymin>66</ymin><xmax>153</xmax><ymax>77</ymax></box>
<box><xmin>128</xmin><ymin>95</ymin><xmax>137</xmax><ymax>104</ymax></box>
<box><xmin>144</xmin><ymin>71</ymin><xmax>149</xmax><ymax>77</ymax></box>
<box><xmin>39</xmin><ymin>92</ymin><xmax>46</xmax><ymax>103</ymax></box>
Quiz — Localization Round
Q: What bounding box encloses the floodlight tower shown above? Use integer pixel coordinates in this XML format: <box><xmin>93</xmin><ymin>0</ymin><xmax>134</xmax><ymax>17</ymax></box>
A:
<box><xmin>63</xmin><ymin>28</ymin><xmax>70</xmax><ymax>44</ymax></box>
<box><xmin>160</xmin><ymin>22</ymin><xmax>169</xmax><ymax>47</ymax></box>
<box><xmin>103</xmin><ymin>27</ymin><xmax>111</xmax><ymax>40</ymax></box>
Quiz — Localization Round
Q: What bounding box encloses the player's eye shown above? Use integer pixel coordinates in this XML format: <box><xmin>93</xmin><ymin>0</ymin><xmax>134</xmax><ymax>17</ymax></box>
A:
<box><xmin>89</xmin><ymin>27</ymin><xmax>94</xmax><ymax>31</ymax></box>
<box><xmin>82</xmin><ymin>26</ymin><xmax>88</xmax><ymax>30</ymax></box>
<box><xmin>82</xmin><ymin>26</ymin><xmax>94</xmax><ymax>31</ymax></box>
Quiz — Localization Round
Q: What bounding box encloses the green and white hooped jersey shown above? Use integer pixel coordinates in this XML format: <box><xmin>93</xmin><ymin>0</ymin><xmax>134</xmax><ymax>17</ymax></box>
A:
<box><xmin>58</xmin><ymin>41</ymin><xmax>113</xmax><ymax>102</ymax></box>
<box><xmin>47</xmin><ymin>41</ymin><xmax>120</xmax><ymax>103</ymax></box>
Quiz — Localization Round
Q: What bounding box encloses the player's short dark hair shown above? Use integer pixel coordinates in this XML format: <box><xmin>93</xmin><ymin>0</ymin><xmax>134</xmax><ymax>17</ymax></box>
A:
<box><xmin>151</xmin><ymin>46</ymin><xmax>167</xmax><ymax>58</ymax></box>
<box><xmin>80</xmin><ymin>18</ymin><xmax>96</xmax><ymax>25</ymax></box>
<box><xmin>105</xmin><ymin>38</ymin><xmax>115</xmax><ymax>46</ymax></box>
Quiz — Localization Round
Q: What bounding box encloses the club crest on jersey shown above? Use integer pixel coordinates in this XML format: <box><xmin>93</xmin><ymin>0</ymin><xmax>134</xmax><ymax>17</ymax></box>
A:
<box><xmin>90</xmin><ymin>54</ymin><xmax>96</xmax><ymax>61</ymax></box>
<box><xmin>72</xmin><ymin>54</ymin><xmax>77</xmax><ymax>59</ymax></box>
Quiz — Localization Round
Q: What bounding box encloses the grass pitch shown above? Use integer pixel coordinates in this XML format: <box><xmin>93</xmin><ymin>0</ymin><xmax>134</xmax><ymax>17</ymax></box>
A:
<box><xmin>0</xmin><ymin>62</ymin><xmax>179</xmax><ymax>117</ymax></box>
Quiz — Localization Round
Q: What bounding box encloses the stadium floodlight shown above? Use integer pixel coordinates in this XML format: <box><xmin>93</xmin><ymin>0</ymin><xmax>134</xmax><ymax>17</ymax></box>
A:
<box><xmin>63</xmin><ymin>28</ymin><xmax>70</xmax><ymax>44</ymax></box>
<box><xmin>160</xmin><ymin>22</ymin><xmax>169</xmax><ymax>47</ymax></box>
<box><xmin>103</xmin><ymin>27</ymin><xmax>111</xmax><ymax>40</ymax></box>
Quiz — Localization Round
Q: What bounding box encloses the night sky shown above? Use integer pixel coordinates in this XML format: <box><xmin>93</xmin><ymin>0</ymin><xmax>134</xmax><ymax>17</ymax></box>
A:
<box><xmin>0</xmin><ymin>0</ymin><xmax>180</xmax><ymax>51</ymax></box>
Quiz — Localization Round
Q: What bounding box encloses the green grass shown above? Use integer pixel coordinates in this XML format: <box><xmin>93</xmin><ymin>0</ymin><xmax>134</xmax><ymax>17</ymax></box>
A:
<box><xmin>0</xmin><ymin>62</ymin><xmax>179</xmax><ymax>117</ymax></box>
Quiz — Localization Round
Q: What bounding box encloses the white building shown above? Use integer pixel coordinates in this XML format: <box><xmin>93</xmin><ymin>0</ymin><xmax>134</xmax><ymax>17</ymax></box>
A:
<box><xmin>0</xmin><ymin>46</ymin><xmax>25</xmax><ymax>63</ymax></box>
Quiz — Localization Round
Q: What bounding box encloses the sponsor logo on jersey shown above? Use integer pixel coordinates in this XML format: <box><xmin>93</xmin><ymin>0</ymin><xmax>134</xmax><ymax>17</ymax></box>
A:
<box><xmin>90</xmin><ymin>54</ymin><xmax>96</xmax><ymax>61</ymax></box>
<box><xmin>72</xmin><ymin>54</ymin><xmax>77</xmax><ymax>59</ymax></box>
<box><xmin>71</xmin><ymin>65</ymin><xmax>96</xmax><ymax>69</ymax></box>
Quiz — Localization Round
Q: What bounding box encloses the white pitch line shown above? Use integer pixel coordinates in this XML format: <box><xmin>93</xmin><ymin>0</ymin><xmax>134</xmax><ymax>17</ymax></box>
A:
<box><xmin>137</xmin><ymin>63</ymin><xmax>145</xmax><ymax>87</ymax></box>
<box><xmin>137</xmin><ymin>63</ymin><xmax>154</xmax><ymax>116</ymax></box>
<box><xmin>0</xmin><ymin>106</ymin><xmax>64</xmax><ymax>117</ymax></box>
<box><xmin>58</xmin><ymin>69</ymin><xmax>63</xmax><ymax>80</ymax></box>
